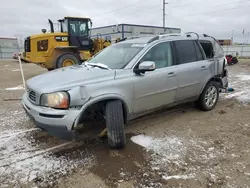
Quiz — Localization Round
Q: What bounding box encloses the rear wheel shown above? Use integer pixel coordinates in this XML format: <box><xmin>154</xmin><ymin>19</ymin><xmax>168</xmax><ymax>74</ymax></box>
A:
<box><xmin>105</xmin><ymin>100</ymin><xmax>126</xmax><ymax>149</ymax></box>
<box><xmin>197</xmin><ymin>81</ymin><xmax>219</xmax><ymax>111</ymax></box>
<box><xmin>56</xmin><ymin>53</ymin><xmax>80</xmax><ymax>68</ymax></box>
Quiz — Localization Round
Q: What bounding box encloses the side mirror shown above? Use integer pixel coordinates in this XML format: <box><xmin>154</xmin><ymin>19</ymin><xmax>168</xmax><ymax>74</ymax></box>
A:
<box><xmin>135</xmin><ymin>61</ymin><xmax>156</xmax><ymax>74</ymax></box>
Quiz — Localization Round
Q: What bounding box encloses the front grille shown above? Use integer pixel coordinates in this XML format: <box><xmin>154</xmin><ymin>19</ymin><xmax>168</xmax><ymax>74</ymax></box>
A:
<box><xmin>28</xmin><ymin>90</ymin><xmax>36</xmax><ymax>102</ymax></box>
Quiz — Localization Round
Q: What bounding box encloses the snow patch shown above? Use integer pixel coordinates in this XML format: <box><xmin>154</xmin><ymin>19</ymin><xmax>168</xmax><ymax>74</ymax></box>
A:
<box><xmin>237</xmin><ymin>74</ymin><xmax>250</xmax><ymax>81</ymax></box>
<box><xmin>162</xmin><ymin>174</ymin><xmax>194</xmax><ymax>180</ymax></box>
<box><xmin>224</xmin><ymin>90</ymin><xmax>250</xmax><ymax>103</ymax></box>
<box><xmin>5</xmin><ymin>85</ymin><xmax>24</xmax><ymax>91</ymax></box>
<box><xmin>11</xmin><ymin>69</ymin><xmax>20</xmax><ymax>72</ymax></box>
<box><xmin>0</xmin><ymin>109</ymin><xmax>96</xmax><ymax>185</ymax></box>
<box><xmin>131</xmin><ymin>134</ymin><xmax>186</xmax><ymax>167</ymax></box>
<box><xmin>4</xmin><ymin>65</ymin><xmax>10</xmax><ymax>67</ymax></box>
<box><xmin>131</xmin><ymin>134</ymin><xmax>153</xmax><ymax>148</ymax></box>
<box><xmin>0</xmin><ymin>132</ymin><xmax>96</xmax><ymax>185</ymax></box>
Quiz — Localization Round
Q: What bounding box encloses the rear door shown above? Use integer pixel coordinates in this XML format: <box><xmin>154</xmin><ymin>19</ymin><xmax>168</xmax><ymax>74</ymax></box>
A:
<box><xmin>173</xmin><ymin>40</ymin><xmax>210</xmax><ymax>101</ymax></box>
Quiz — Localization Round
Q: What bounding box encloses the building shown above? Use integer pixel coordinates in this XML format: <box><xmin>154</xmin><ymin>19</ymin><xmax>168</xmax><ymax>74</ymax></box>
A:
<box><xmin>0</xmin><ymin>37</ymin><xmax>19</xmax><ymax>59</ymax></box>
<box><xmin>217</xmin><ymin>39</ymin><xmax>232</xmax><ymax>46</ymax></box>
<box><xmin>90</xmin><ymin>23</ymin><xmax>181</xmax><ymax>41</ymax></box>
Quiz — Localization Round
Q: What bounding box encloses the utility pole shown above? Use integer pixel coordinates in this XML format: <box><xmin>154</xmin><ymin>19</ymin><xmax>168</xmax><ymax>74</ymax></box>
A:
<box><xmin>163</xmin><ymin>0</ymin><xmax>168</xmax><ymax>28</ymax></box>
<box><xmin>231</xmin><ymin>30</ymin><xmax>234</xmax><ymax>45</ymax></box>
<box><xmin>247</xmin><ymin>32</ymin><xmax>249</xmax><ymax>45</ymax></box>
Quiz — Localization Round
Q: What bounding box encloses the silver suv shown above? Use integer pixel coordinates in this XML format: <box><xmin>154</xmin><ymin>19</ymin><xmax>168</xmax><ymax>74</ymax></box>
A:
<box><xmin>22</xmin><ymin>33</ymin><xmax>228</xmax><ymax>149</ymax></box>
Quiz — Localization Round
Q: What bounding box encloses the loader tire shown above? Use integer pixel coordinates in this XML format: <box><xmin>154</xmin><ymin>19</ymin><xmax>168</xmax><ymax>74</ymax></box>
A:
<box><xmin>56</xmin><ymin>53</ymin><xmax>80</xmax><ymax>68</ymax></box>
<box><xmin>105</xmin><ymin>100</ymin><xmax>126</xmax><ymax>149</ymax></box>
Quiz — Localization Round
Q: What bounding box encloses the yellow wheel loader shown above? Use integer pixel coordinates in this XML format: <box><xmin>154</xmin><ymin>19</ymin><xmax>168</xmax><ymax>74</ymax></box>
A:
<box><xmin>23</xmin><ymin>17</ymin><xmax>111</xmax><ymax>70</ymax></box>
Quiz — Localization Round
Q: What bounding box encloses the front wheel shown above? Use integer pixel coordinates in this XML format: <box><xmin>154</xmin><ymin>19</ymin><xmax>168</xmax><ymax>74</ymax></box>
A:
<box><xmin>197</xmin><ymin>81</ymin><xmax>219</xmax><ymax>111</ymax></box>
<box><xmin>105</xmin><ymin>100</ymin><xmax>126</xmax><ymax>149</ymax></box>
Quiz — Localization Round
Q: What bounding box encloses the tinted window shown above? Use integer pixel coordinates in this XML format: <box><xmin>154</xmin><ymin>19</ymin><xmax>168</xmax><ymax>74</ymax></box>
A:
<box><xmin>194</xmin><ymin>41</ymin><xmax>203</xmax><ymax>61</ymax></box>
<box><xmin>140</xmin><ymin>42</ymin><xmax>173</xmax><ymax>69</ymax></box>
<box><xmin>174</xmin><ymin>40</ymin><xmax>197</xmax><ymax>64</ymax></box>
<box><xmin>199</xmin><ymin>40</ymin><xmax>214</xmax><ymax>59</ymax></box>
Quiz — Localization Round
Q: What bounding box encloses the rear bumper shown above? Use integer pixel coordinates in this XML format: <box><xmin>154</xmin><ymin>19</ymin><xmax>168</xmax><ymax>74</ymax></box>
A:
<box><xmin>221</xmin><ymin>69</ymin><xmax>229</xmax><ymax>88</ymax></box>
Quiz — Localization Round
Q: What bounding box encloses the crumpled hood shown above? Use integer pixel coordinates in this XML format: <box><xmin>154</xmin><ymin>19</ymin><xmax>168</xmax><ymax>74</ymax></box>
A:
<box><xmin>26</xmin><ymin>65</ymin><xmax>115</xmax><ymax>93</ymax></box>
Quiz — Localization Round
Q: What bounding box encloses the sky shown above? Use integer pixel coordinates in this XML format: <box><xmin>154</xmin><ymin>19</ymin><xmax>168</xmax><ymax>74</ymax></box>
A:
<box><xmin>0</xmin><ymin>0</ymin><xmax>249</xmax><ymax>43</ymax></box>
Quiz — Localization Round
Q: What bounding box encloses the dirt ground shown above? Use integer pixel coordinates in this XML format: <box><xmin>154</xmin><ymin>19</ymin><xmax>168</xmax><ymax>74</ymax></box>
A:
<box><xmin>0</xmin><ymin>59</ymin><xmax>250</xmax><ymax>188</ymax></box>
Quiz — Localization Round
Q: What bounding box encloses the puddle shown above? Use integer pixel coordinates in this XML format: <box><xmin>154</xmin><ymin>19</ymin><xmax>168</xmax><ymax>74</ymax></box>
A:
<box><xmin>52</xmin><ymin>133</ymin><xmax>150</xmax><ymax>187</ymax></box>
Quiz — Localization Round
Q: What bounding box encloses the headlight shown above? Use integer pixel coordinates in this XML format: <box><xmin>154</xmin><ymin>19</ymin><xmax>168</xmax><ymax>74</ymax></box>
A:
<box><xmin>40</xmin><ymin>92</ymin><xmax>69</xmax><ymax>109</ymax></box>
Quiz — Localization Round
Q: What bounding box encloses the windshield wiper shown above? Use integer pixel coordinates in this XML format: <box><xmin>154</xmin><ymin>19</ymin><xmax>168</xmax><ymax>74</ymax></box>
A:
<box><xmin>85</xmin><ymin>62</ymin><xmax>110</xmax><ymax>70</ymax></box>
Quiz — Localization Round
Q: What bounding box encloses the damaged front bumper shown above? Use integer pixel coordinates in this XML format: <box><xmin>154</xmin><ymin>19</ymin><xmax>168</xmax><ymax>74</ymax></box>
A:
<box><xmin>22</xmin><ymin>93</ymin><xmax>81</xmax><ymax>140</ymax></box>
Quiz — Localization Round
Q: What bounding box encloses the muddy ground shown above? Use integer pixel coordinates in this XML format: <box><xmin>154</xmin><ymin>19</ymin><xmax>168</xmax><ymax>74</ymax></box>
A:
<box><xmin>0</xmin><ymin>59</ymin><xmax>250</xmax><ymax>188</ymax></box>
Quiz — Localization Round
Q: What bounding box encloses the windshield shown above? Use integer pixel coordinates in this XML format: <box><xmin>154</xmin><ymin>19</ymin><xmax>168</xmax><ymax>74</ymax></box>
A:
<box><xmin>88</xmin><ymin>43</ymin><xmax>145</xmax><ymax>69</ymax></box>
<box><xmin>69</xmin><ymin>20</ymin><xmax>88</xmax><ymax>36</ymax></box>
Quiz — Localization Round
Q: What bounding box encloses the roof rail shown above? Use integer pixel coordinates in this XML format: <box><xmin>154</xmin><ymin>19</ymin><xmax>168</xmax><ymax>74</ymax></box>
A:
<box><xmin>148</xmin><ymin>33</ymin><xmax>181</xmax><ymax>43</ymax></box>
<box><xmin>184</xmin><ymin>32</ymin><xmax>199</xmax><ymax>40</ymax></box>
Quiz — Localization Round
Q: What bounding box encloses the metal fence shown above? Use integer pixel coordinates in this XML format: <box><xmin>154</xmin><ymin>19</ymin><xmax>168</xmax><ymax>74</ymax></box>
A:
<box><xmin>0</xmin><ymin>45</ymin><xmax>22</xmax><ymax>59</ymax></box>
<box><xmin>222</xmin><ymin>45</ymin><xmax>250</xmax><ymax>58</ymax></box>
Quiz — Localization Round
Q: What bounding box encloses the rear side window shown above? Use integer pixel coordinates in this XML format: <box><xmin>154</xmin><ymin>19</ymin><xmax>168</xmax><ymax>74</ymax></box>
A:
<box><xmin>214</xmin><ymin>41</ymin><xmax>224</xmax><ymax>56</ymax></box>
<box><xmin>194</xmin><ymin>42</ymin><xmax>204</xmax><ymax>61</ymax></box>
<box><xmin>174</xmin><ymin>40</ymin><xmax>197</xmax><ymax>64</ymax></box>
<box><xmin>199</xmin><ymin>40</ymin><xmax>214</xmax><ymax>59</ymax></box>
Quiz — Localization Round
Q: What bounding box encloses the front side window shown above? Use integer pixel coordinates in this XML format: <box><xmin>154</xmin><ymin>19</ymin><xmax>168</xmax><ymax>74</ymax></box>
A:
<box><xmin>88</xmin><ymin>43</ymin><xmax>144</xmax><ymax>69</ymax></box>
<box><xmin>140</xmin><ymin>42</ymin><xmax>173</xmax><ymax>69</ymax></box>
<box><xmin>174</xmin><ymin>40</ymin><xmax>197</xmax><ymax>64</ymax></box>
<box><xmin>69</xmin><ymin>20</ymin><xmax>88</xmax><ymax>36</ymax></box>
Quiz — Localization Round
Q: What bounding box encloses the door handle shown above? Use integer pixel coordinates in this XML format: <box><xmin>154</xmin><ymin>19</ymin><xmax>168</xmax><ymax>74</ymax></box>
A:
<box><xmin>201</xmin><ymin>66</ymin><xmax>207</xmax><ymax>70</ymax></box>
<box><xmin>168</xmin><ymin>72</ymin><xmax>176</xmax><ymax>77</ymax></box>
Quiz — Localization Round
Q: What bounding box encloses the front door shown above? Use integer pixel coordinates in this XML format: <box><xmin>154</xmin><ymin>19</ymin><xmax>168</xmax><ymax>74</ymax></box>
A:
<box><xmin>133</xmin><ymin>42</ymin><xmax>178</xmax><ymax>113</ymax></box>
<box><xmin>67</xmin><ymin>19</ymin><xmax>92</xmax><ymax>50</ymax></box>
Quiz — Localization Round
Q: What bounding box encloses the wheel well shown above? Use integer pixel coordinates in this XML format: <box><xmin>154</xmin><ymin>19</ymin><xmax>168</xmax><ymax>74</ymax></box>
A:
<box><xmin>78</xmin><ymin>99</ymin><xmax>128</xmax><ymax>125</ymax></box>
<box><xmin>208</xmin><ymin>77</ymin><xmax>222</xmax><ymax>87</ymax></box>
<box><xmin>200</xmin><ymin>77</ymin><xmax>222</xmax><ymax>95</ymax></box>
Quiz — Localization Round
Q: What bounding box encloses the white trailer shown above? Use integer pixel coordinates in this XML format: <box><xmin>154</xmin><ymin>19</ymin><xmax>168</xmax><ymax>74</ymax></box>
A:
<box><xmin>90</xmin><ymin>24</ymin><xmax>181</xmax><ymax>42</ymax></box>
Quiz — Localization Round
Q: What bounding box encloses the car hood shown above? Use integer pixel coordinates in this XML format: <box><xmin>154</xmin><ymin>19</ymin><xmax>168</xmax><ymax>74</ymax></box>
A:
<box><xmin>26</xmin><ymin>65</ymin><xmax>116</xmax><ymax>93</ymax></box>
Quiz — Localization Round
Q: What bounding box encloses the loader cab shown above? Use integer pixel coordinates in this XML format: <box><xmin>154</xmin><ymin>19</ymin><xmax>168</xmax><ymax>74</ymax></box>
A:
<box><xmin>58</xmin><ymin>17</ymin><xmax>94</xmax><ymax>51</ymax></box>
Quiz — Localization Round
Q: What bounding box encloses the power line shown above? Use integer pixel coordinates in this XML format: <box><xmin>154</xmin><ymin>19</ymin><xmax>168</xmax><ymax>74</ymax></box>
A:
<box><xmin>182</xmin><ymin>1</ymin><xmax>250</xmax><ymax>17</ymax></box>
<box><xmin>122</xmin><ymin>0</ymin><xmax>249</xmax><ymax>20</ymax></box>
<box><xmin>92</xmin><ymin>0</ymin><xmax>213</xmax><ymax>20</ymax></box>
<box><xmin>91</xmin><ymin>0</ymin><xmax>148</xmax><ymax>19</ymax></box>
<box><xmin>94</xmin><ymin>0</ymin><xmax>245</xmax><ymax>21</ymax></box>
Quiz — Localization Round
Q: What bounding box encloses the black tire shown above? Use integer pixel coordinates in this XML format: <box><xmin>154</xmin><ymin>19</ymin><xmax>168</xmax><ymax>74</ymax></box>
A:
<box><xmin>232</xmin><ymin>57</ymin><xmax>238</xmax><ymax>64</ymax></box>
<box><xmin>56</xmin><ymin>53</ymin><xmax>80</xmax><ymax>68</ymax></box>
<box><xmin>105</xmin><ymin>100</ymin><xmax>126</xmax><ymax>149</ymax></box>
<box><xmin>197</xmin><ymin>81</ymin><xmax>219</xmax><ymax>111</ymax></box>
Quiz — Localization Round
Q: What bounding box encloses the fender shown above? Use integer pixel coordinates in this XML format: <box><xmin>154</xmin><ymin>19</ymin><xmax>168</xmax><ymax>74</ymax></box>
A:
<box><xmin>199</xmin><ymin>73</ymin><xmax>228</xmax><ymax>95</ymax></box>
<box><xmin>73</xmin><ymin>93</ymin><xmax>131</xmax><ymax>128</ymax></box>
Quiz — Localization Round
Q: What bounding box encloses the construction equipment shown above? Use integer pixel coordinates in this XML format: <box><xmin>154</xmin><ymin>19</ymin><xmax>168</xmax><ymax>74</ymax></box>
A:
<box><xmin>23</xmin><ymin>17</ymin><xmax>111</xmax><ymax>70</ymax></box>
